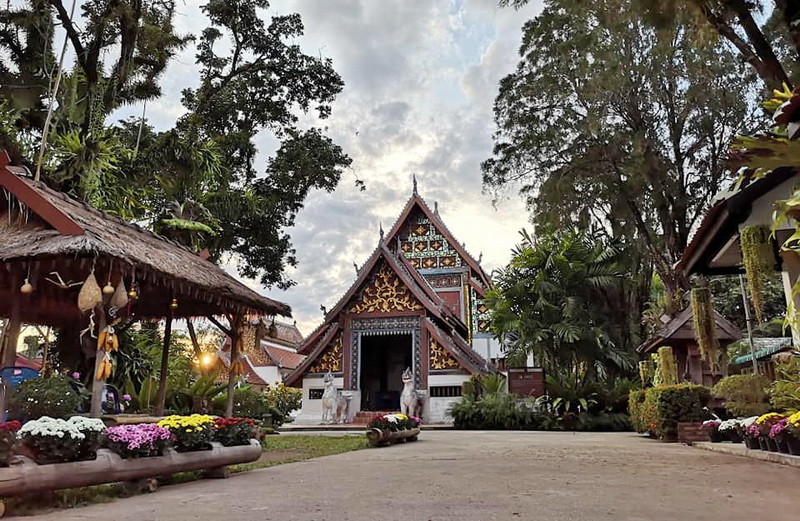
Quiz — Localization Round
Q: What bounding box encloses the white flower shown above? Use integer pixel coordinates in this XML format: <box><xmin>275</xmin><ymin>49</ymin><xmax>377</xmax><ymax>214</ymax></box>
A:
<box><xmin>719</xmin><ymin>419</ymin><xmax>741</xmax><ymax>432</ymax></box>
<box><xmin>67</xmin><ymin>416</ymin><xmax>106</xmax><ymax>433</ymax></box>
<box><xmin>18</xmin><ymin>416</ymin><xmax>85</xmax><ymax>440</ymax></box>
<box><xmin>386</xmin><ymin>416</ymin><xmax>398</xmax><ymax>423</ymax></box>
<box><xmin>741</xmin><ymin>416</ymin><xmax>759</xmax><ymax>427</ymax></box>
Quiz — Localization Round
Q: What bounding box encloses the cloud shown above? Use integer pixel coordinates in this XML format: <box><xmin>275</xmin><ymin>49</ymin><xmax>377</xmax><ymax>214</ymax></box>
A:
<box><xmin>122</xmin><ymin>0</ymin><xmax>545</xmax><ymax>335</ymax></box>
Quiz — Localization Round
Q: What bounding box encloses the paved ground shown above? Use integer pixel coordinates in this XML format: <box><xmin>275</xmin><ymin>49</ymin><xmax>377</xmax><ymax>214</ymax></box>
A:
<box><xmin>31</xmin><ymin>431</ymin><xmax>798</xmax><ymax>521</ymax></box>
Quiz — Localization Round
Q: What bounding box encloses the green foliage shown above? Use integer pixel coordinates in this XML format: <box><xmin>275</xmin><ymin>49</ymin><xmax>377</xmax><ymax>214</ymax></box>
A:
<box><xmin>629</xmin><ymin>384</ymin><xmax>712</xmax><ymax>439</ymax></box>
<box><xmin>769</xmin><ymin>357</ymin><xmax>800</xmax><ymax>413</ymax></box>
<box><xmin>483</xmin><ymin>0</ymin><xmax>759</xmax><ymax>301</ymax></box>
<box><xmin>656</xmin><ymin>346</ymin><xmax>678</xmax><ymax>386</ymax></box>
<box><xmin>708</xmin><ymin>275</ymin><xmax>785</xmax><ymax>333</ymax></box>
<box><xmin>488</xmin><ymin>228</ymin><xmax>634</xmax><ymax>381</ymax></box>
<box><xmin>712</xmin><ymin>374</ymin><xmax>771</xmax><ymax>417</ymax></box>
<box><xmin>10</xmin><ymin>374</ymin><xmax>81</xmax><ymax>420</ymax></box>
<box><xmin>691</xmin><ymin>287</ymin><xmax>719</xmax><ymax>370</ymax></box>
<box><xmin>0</xmin><ymin>0</ymin><xmax>352</xmax><ymax>288</ymax></box>
<box><xmin>262</xmin><ymin>383</ymin><xmax>302</xmax><ymax>420</ymax></box>
<box><xmin>447</xmin><ymin>394</ymin><xmax>552</xmax><ymax>430</ymax></box>
<box><xmin>545</xmin><ymin>373</ymin><xmax>599</xmax><ymax>415</ymax></box>
<box><xmin>480</xmin><ymin>373</ymin><xmax>506</xmax><ymax>395</ymax></box>
<box><xmin>638</xmin><ymin>358</ymin><xmax>655</xmax><ymax>387</ymax></box>
<box><xmin>740</xmin><ymin>226</ymin><xmax>773</xmax><ymax>323</ymax></box>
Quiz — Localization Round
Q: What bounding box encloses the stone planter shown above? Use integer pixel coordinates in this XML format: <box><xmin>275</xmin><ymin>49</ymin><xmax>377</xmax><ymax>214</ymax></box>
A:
<box><xmin>366</xmin><ymin>427</ymin><xmax>421</xmax><ymax>447</ymax></box>
<box><xmin>0</xmin><ymin>440</ymin><xmax>262</xmax><ymax>499</ymax></box>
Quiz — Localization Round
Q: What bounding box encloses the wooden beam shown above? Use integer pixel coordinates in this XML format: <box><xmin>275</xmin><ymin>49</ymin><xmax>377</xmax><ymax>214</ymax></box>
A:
<box><xmin>0</xmin><ymin>280</ymin><xmax>22</xmax><ymax>418</ymax></box>
<box><xmin>155</xmin><ymin>315</ymin><xmax>173</xmax><ymax>416</ymax></box>
<box><xmin>0</xmin><ymin>154</ymin><xmax>84</xmax><ymax>236</ymax></box>
<box><xmin>225</xmin><ymin>315</ymin><xmax>243</xmax><ymax>417</ymax></box>
<box><xmin>207</xmin><ymin>316</ymin><xmax>232</xmax><ymax>337</ymax></box>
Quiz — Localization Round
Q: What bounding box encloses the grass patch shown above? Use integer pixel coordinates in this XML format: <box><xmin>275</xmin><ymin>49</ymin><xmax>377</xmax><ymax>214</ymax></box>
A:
<box><xmin>4</xmin><ymin>435</ymin><xmax>366</xmax><ymax>517</ymax></box>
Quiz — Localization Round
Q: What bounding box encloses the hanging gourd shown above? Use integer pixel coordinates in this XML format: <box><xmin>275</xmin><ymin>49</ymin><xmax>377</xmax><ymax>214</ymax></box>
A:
<box><xmin>657</xmin><ymin>346</ymin><xmax>678</xmax><ymax>385</ymax></box>
<box><xmin>740</xmin><ymin>225</ymin><xmax>772</xmax><ymax>323</ymax></box>
<box><xmin>20</xmin><ymin>278</ymin><xmax>33</xmax><ymax>294</ymax></box>
<box><xmin>110</xmin><ymin>280</ymin><xmax>129</xmax><ymax>309</ymax></box>
<box><xmin>691</xmin><ymin>285</ymin><xmax>719</xmax><ymax>370</ymax></box>
<box><xmin>77</xmin><ymin>272</ymin><xmax>103</xmax><ymax>314</ymax></box>
<box><xmin>638</xmin><ymin>359</ymin><xmax>655</xmax><ymax>387</ymax></box>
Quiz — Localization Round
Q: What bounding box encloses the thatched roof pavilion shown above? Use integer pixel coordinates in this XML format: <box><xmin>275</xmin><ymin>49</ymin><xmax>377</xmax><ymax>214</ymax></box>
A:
<box><xmin>0</xmin><ymin>152</ymin><xmax>291</xmax><ymax>416</ymax></box>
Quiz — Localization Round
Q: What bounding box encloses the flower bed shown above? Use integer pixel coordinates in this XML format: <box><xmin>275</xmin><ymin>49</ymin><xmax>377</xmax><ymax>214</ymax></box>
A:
<box><xmin>17</xmin><ymin>417</ymin><xmax>87</xmax><ymax>464</ymax></box>
<box><xmin>365</xmin><ymin>413</ymin><xmax>422</xmax><ymax>447</ymax></box>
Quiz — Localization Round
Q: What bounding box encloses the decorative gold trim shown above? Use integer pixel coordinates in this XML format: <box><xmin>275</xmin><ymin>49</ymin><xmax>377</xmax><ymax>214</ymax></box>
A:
<box><xmin>349</xmin><ymin>263</ymin><xmax>424</xmax><ymax>314</ymax></box>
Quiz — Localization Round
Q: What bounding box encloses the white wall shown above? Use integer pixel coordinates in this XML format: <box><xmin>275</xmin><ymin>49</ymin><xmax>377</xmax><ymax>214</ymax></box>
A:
<box><xmin>427</xmin><ymin>373</ymin><xmax>470</xmax><ymax>424</ymax></box>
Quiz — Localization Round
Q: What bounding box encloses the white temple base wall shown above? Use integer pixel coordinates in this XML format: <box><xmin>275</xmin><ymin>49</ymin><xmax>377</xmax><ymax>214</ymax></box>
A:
<box><xmin>427</xmin><ymin>373</ymin><xmax>470</xmax><ymax>424</ymax></box>
<box><xmin>292</xmin><ymin>374</ymin><xmax>347</xmax><ymax>425</ymax></box>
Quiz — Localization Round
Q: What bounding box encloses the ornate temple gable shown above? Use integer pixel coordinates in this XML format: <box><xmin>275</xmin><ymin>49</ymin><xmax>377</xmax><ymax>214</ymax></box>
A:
<box><xmin>348</xmin><ymin>261</ymin><xmax>424</xmax><ymax>314</ymax></box>
<box><xmin>425</xmin><ymin>273</ymin><xmax>462</xmax><ymax>289</ymax></box>
<box><xmin>424</xmin><ymin>318</ymin><xmax>492</xmax><ymax>375</ymax></box>
<box><xmin>385</xmin><ymin>193</ymin><xmax>492</xmax><ymax>290</ymax></box>
<box><xmin>307</xmin><ymin>332</ymin><xmax>343</xmax><ymax>374</ymax></box>
<box><xmin>396</xmin><ymin>208</ymin><xmax>464</xmax><ymax>270</ymax></box>
<box><xmin>429</xmin><ymin>337</ymin><xmax>460</xmax><ymax>370</ymax></box>
<box><xmin>471</xmin><ymin>293</ymin><xmax>492</xmax><ymax>334</ymax></box>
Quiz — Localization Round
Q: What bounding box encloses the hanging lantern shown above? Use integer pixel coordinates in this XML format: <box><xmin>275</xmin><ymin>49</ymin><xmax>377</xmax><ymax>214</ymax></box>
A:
<box><xmin>20</xmin><ymin>278</ymin><xmax>33</xmax><ymax>294</ymax></box>
<box><xmin>103</xmin><ymin>282</ymin><xmax>114</xmax><ymax>295</ymax></box>
<box><xmin>128</xmin><ymin>285</ymin><xmax>138</xmax><ymax>299</ymax></box>
<box><xmin>170</xmin><ymin>298</ymin><xmax>179</xmax><ymax>310</ymax></box>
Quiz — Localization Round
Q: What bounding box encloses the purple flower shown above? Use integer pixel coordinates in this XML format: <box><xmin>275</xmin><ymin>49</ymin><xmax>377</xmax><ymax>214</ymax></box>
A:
<box><xmin>122</xmin><ymin>394</ymin><xmax>132</xmax><ymax>402</ymax></box>
<box><xmin>106</xmin><ymin>423</ymin><xmax>172</xmax><ymax>452</ymax></box>
<box><xmin>769</xmin><ymin>418</ymin><xmax>789</xmax><ymax>439</ymax></box>
<box><xmin>746</xmin><ymin>423</ymin><xmax>761</xmax><ymax>438</ymax></box>
<box><xmin>71</xmin><ymin>372</ymin><xmax>80</xmax><ymax>380</ymax></box>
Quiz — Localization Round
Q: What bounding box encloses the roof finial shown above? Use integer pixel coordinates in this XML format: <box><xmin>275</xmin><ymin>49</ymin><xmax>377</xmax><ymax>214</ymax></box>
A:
<box><xmin>353</xmin><ymin>261</ymin><xmax>359</xmax><ymax>275</ymax></box>
<box><xmin>412</xmin><ymin>173</ymin><xmax>418</xmax><ymax>195</ymax></box>
<box><xmin>434</xmin><ymin>201</ymin><xmax>439</xmax><ymax>216</ymax></box>
<box><xmin>320</xmin><ymin>304</ymin><xmax>327</xmax><ymax>315</ymax></box>
<box><xmin>379</xmin><ymin>222</ymin><xmax>384</xmax><ymax>242</ymax></box>
<box><xmin>478</xmin><ymin>252</ymin><xmax>483</xmax><ymax>263</ymax></box>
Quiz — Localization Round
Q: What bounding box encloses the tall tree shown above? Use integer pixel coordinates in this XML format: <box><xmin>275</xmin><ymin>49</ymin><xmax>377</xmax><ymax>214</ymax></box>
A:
<box><xmin>484</xmin><ymin>0</ymin><xmax>761</xmax><ymax>297</ymax></box>
<box><xmin>0</xmin><ymin>0</ymin><xmax>352</xmax><ymax>288</ymax></box>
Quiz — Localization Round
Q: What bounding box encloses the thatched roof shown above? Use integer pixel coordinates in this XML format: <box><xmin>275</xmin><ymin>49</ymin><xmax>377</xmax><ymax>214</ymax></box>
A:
<box><xmin>0</xmin><ymin>156</ymin><xmax>290</xmax><ymax>326</ymax></box>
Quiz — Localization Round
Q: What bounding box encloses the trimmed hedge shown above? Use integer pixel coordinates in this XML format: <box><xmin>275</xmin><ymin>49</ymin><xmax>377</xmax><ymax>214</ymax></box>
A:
<box><xmin>628</xmin><ymin>384</ymin><xmax>711</xmax><ymax>439</ymax></box>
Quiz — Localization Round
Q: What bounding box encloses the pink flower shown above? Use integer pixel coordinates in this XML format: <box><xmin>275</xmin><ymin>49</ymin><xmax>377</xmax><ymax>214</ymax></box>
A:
<box><xmin>122</xmin><ymin>394</ymin><xmax>132</xmax><ymax>401</ymax></box>
<box><xmin>71</xmin><ymin>372</ymin><xmax>80</xmax><ymax>379</ymax></box>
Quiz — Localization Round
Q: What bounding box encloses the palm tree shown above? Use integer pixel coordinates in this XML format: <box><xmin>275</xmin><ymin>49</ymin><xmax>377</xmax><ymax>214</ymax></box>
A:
<box><xmin>488</xmin><ymin>228</ymin><xmax>635</xmax><ymax>383</ymax></box>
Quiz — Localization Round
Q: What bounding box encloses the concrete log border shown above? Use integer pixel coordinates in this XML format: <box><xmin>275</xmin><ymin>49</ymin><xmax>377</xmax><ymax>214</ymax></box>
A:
<box><xmin>366</xmin><ymin>427</ymin><xmax>421</xmax><ymax>447</ymax></box>
<box><xmin>0</xmin><ymin>440</ymin><xmax>262</xmax><ymax>499</ymax></box>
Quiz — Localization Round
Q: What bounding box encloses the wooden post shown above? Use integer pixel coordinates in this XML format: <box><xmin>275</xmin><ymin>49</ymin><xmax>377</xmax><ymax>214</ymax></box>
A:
<box><xmin>155</xmin><ymin>315</ymin><xmax>173</xmax><ymax>416</ymax></box>
<box><xmin>225</xmin><ymin>315</ymin><xmax>241</xmax><ymax>418</ymax></box>
<box><xmin>0</xmin><ymin>288</ymin><xmax>22</xmax><ymax>419</ymax></box>
<box><xmin>89</xmin><ymin>307</ymin><xmax>108</xmax><ymax>416</ymax></box>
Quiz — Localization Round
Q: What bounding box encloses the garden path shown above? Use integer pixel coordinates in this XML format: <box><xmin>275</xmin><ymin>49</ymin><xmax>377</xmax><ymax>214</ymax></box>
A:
<box><xmin>31</xmin><ymin>431</ymin><xmax>798</xmax><ymax>521</ymax></box>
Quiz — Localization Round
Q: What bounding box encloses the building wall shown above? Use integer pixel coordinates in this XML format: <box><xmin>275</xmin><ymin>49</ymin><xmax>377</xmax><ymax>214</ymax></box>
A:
<box><xmin>294</xmin><ymin>374</ymin><xmax>344</xmax><ymax>424</ymax></box>
<box><xmin>427</xmin><ymin>373</ymin><xmax>470</xmax><ymax>424</ymax></box>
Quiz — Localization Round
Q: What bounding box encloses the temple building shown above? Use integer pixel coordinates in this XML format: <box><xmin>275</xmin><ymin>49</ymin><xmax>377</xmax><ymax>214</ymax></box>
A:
<box><xmin>286</xmin><ymin>184</ymin><xmax>542</xmax><ymax>423</ymax></box>
<box><xmin>215</xmin><ymin>318</ymin><xmax>305</xmax><ymax>390</ymax></box>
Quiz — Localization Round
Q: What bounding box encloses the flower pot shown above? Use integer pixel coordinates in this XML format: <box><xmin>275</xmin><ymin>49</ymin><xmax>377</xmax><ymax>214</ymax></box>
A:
<box><xmin>787</xmin><ymin>437</ymin><xmax>800</xmax><ymax>456</ymax></box>
<box><xmin>726</xmin><ymin>432</ymin><xmax>743</xmax><ymax>444</ymax></box>
<box><xmin>744</xmin><ymin>436</ymin><xmax>760</xmax><ymax>450</ymax></box>
<box><xmin>758</xmin><ymin>437</ymin><xmax>768</xmax><ymax>451</ymax></box>
<box><xmin>766</xmin><ymin>437</ymin><xmax>780</xmax><ymax>452</ymax></box>
<box><xmin>708</xmin><ymin>430</ymin><xmax>725</xmax><ymax>443</ymax></box>
<box><xmin>777</xmin><ymin>439</ymin><xmax>791</xmax><ymax>454</ymax></box>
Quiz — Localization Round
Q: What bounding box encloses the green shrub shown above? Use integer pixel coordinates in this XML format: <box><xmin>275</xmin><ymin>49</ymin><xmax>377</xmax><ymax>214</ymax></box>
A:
<box><xmin>712</xmin><ymin>374</ymin><xmax>771</xmax><ymax>417</ymax></box>
<box><xmin>10</xmin><ymin>375</ymin><xmax>81</xmax><ymax>420</ymax></box>
<box><xmin>769</xmin><ymin>357</ymin><xmax>800</xmax><ymax>412</ymax></box>
<box><xmin>263</xmin><ymin>383</ymin><xmax>302</xmax><ymax>421</ymax></box>
<box><xmin>448</xmin><ymin>394</ymin><xmax>550</xmax><ymax>430</ymax></box>
<box><xmin>628</xmin><ymin>389</ymin><xmax>648</xmax><ymax>433</ymax></box>
<box><xmin>631</xmin><ymin>384</ymin><xmax>711</xmax><ymax>439</ymax></box>
<box><xmin>212</xmin><ymin>387</ymin><xmax>269</xmax><ymax>418</ymax></box>
<box><xmin>575</xmin><ymin>412</ymin><xmax>631</xmax><ymax>431</ymax></box>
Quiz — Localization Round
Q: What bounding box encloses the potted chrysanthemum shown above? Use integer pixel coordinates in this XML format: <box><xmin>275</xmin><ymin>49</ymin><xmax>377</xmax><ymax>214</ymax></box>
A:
<box><xmin>786</xmin><ymin>412</ymin><xmax>800</xmax><ymax>455</ymax></box>
<box><xmin>157</xmin><ymin>414</ymin><xmax>215</xmax><ymax>452</ymax></box>
<box><xmin>0</xmin><ymin>421</ymin><xmax>21</xmax><ymax>466</ymax></box>
<box><xmin>17</xmin><ymin>416</ymin><xmax>86</xmax><ymax>464</ymax></box>
<box><xmin>701</xmin><ymin>419</ymin><xmax>723</xmax><ymax>442</ymax></box>
<box><xmin>718</xmin><ymin>419</ymin><xmax>743</xmax><ymax>443</ymax></box>
<box><xmin>755</xmin><ymin>413</ymin><xmax>786</xmax><ymax>452</ymax></box>
<box><xmin>104</xmin><ymin>423</ymin><xmax>173</xmax><ymax>458</ymax></box>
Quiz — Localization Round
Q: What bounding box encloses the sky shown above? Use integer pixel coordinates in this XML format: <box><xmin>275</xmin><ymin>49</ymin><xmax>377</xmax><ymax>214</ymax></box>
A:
<box><xmin>120</xmin><ymin>0</ymin><xmax>545</xmax><ymax>335</ymax></box>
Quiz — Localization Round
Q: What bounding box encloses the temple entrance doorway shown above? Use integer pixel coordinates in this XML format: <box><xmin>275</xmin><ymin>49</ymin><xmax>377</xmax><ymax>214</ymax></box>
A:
<box><xmin>359</xmin><ymin>333</ymin><xmax>412</xmax><ymax>411</ymax></box>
